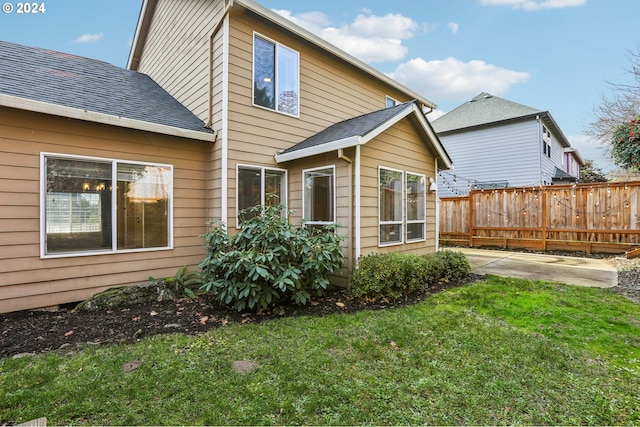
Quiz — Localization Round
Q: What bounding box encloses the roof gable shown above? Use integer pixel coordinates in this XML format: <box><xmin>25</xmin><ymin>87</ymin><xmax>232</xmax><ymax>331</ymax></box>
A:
<box><xmin>128</xmin><ymin>0</ymin><xmax>437</xmax><ymax>111</ymax></box>
<box><xmin>432</xmin><ymin>92</ymin><xmax>543</xmax><ymax>134</ymax></box>
<box><xmin>0</xmin><ymin>40</ymin><xmax>214</xmax><ymax>141</ymax></box>
<box><xmin>274</xmin><ymin>100</ymin><xmax>452</xmax><ymax>168</ymax></box>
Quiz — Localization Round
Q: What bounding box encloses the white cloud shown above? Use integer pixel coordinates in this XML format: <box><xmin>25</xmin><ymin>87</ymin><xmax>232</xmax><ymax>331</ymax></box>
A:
<box><xmin>480</xmin><ymin>0</ymin><xmax>586</xmax><ymax>11</ymax></box>
<box><xmin>272</xmin><ymin>9</ymin><xmax>426</xmax><ymax>63</ymax></box>
<box><xmin>426</xmin><ymin>109</ymin><xmax>446</xmax><ymax>121</ymax></box>
<box><xmin>389</xmin><ymin>56</ymin><xmax>530</xmax><ymax>101</ymax></box>
<box><xmin>447</xmin><ymin>22</ymin><xmax>459</xmax><ymax>34</ymax></box>
<box><xmin>74</xmin><ymin>32</ymin><xmax>104</xmax><ymax>44</ymax></box>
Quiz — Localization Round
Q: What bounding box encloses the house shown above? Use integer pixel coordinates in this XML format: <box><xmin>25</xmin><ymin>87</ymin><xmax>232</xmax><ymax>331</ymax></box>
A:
<box><xmin>431</xmin><ymin>92</ymin><xmax>582</xmax><ymax>197</ymax></box>
<box><xmin>0</xmin><ymin>0</ymin><xmax>452</xmax><ymax>313</ymax></box>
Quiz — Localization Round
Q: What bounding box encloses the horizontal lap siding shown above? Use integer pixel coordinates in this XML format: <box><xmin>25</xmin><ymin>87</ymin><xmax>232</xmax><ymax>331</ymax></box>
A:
<box><xmin>137</xmin><ymin>0</ymin><xmax>226</xmax><ymax>122</ymax></box>
<box><xmin>438</xmin><ymin>120</ymin><xmax>540</xmax><ymax>197</ymax></box>
<box><xmin>0</xmin><ymin>108</ymin><xmax>209</xmax><ymax>312</ymax></box>
<box><xmin>225</xmin><ymin>12</ymin><xmax>414</xmax><ymax>229</ymax></box>
<box><xmin>360</xmin><ymin>117</ymin><xmax>437</xmax><ymax>256</ymax></box>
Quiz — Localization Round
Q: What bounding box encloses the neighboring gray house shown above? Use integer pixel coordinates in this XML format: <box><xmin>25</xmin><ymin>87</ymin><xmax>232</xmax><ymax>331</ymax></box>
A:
<box><xmin>432</xmin><ymin>92</ymin><xmax>583</xmax><ymax>197</ymax></box>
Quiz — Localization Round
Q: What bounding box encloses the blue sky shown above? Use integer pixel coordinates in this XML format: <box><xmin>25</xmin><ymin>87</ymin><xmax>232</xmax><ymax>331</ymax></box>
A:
<box><xmin>1</xmin><ymin>0</ymin><xmax>639</xmax><ymax>172</ymax></box>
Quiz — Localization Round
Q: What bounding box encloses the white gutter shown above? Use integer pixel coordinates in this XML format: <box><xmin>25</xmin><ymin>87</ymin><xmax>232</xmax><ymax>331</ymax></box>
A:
<box><xmin>0</xmin><ymin>93</ymin><xmax>216</xmax><ymax>142</ymax></box>
<box><xmin>220</xmin><ymin>14</ymin><xmax>230</xmax><ymax>225</ymax></box>
<box><xmin>275</xmin><ymin>136</ymin><xmax>361</xmax><ymax>163</ymax></box>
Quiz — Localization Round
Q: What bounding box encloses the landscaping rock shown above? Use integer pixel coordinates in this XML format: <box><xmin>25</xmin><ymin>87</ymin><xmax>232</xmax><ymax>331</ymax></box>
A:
<box><xmin>75</xmin><ymin>282</ymin><xmax>175</xmax><ymax>311</ymax></box>
<box><xmin>232</xmin><ymin>360</ymin><xmax>258</xmax><ymax>374</ymax></box>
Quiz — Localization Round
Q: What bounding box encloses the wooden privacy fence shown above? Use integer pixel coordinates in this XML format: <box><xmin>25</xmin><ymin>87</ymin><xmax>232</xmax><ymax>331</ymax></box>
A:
<box><xmin>439</xmin><ymin>181</ymin><xmax>640</xmax><ymax>255</ymax></box>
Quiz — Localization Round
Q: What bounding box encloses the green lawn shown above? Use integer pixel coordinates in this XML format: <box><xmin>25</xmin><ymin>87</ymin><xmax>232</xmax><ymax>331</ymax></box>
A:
<box><xmin>1</xmin><ymin>275</ymin><xmax>639</xmax><ymax>425</ymax></box>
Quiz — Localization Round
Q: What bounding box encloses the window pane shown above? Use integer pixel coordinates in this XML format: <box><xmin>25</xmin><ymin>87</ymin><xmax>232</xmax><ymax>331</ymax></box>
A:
<box><xmin>380</xmin><ymin>224</ymin><xmax>402</xmax><ymax>244</ymax></box>
<box><xmin>254</xmin><ymin>36</ymin><xmax>275</xmax><ymax>110</ymax></box>
<box><xmin>277</xmin><ymin>44</ymin><xmax>299</xmax><ymax>116</ymax></box>
<box><xmin>45</xmin><ymin>157</ymin><xmax>112</xmax><ymax>254</ymax></box>
<box><xmin>406</xmin><ymin>174</ymin><xmax>425</xmax><ymax>221</ymax></box>
<box><xmin>304</xmin><ymin>168</ymin><xmax>334</xmax><ymax>223</ymax></box>
<box><xmin>380</xmin><ymin>169</ymin><xmax>402</xmax><ymax>222</ymax></box>
<box><xmin>237</xmin><ymin>167</ymin><xmax>262</xmax><ymax>222</ymax></box>
<box><xmin>117</xmin><ymin>164</ymin><xmax>170</xmax><ymax>249</ymax></box>
<box><xmin>406</xmin><ymin>223</ymin><xmax>425</xmax><ymax>241</ymax></box>
<box><xmin>265</xmin><ymin>169</ymin><xmax>285</xmax><ymax>207</ymax></box>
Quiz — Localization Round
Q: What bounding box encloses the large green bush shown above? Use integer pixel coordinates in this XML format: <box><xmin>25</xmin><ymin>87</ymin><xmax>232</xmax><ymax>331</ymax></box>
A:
<box><xmin>199</xmin><ymin>204</ymin><xmax>344</xmax><ymax>311</ymax></box>
<box><xmin>349</xmin><ymin>250</ymin><xmax>470</xmax><ymax>301</ymax></box>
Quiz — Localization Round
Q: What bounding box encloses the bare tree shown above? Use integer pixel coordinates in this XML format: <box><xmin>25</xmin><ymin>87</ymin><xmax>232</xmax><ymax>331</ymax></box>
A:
<box><xmin>587</xmin><ymin>47</ymin><xmax>640</xmax><ymax>146</ymax></box>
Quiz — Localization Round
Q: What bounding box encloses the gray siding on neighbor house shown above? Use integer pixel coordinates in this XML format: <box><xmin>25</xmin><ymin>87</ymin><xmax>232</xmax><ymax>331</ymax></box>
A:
<box><xmin>437</xmin><ymin>119</ymin><xmax>541</xmax><ymax>197</ymax></box>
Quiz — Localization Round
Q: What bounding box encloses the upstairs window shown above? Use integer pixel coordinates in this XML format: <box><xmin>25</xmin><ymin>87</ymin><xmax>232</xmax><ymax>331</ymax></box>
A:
<box><xmin>386</xmin><ymin>96</ymin><xmax>400</xmax><ymax>108</ymax></box>
<box><xmin>253</xmin><ymin>34</ymin><xmax>299</xmax><ymax>117</ymax></box>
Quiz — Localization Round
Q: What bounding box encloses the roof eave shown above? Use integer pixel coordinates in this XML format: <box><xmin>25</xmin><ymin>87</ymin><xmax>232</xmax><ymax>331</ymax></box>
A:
<box><xmin>275</xmin><ymin>136</ymin><xmax>362</xmax><ymax>163</ymax></box>
<box><xmin>0</xmin><ymin>93</ymin><xmax>216</xmax><ymax>142</ymax></box>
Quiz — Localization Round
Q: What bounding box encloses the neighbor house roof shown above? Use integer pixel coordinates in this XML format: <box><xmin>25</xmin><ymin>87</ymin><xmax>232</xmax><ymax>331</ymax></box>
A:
<box><xmin>431</xmin><ymin>92</ymin><xmax>572</xmax><ymax>148</ymax></box>
<box><xmin>274</xmin><ymin>100</ymin><xmax>453</xmax><ymax>169</ymax></box>
<box><xmin>128</xmin><ymin>0</ymin><xmax>438</xmax><ymax>111</ymax></box>
<box><xmin>0</xmin><ymin>40</ymin><xmax>215</xmax><ymax>142</ymax></box>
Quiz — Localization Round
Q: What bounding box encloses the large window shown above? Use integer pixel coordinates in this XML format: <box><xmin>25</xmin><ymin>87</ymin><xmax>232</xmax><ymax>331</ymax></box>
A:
<box><xmin>237</xmin><ymin>165</ymin><xmax>287</xmax><ymax>224</ymax></box>
<box><xmin>253</xmin><ymin>33</ymin><xmax>299</xmax><ymax>117</ymax></box>
<box><xmin>303</xmin><ymin>166</ymin><xmax>335</xmax><ymax>228</ymax></box>
<box><xmin>42</xmin><ymin>154</ymin><xmax>172</xmax><ymax>257</ymax></box>
<box><xmin>406</xmin><ymin>172</ymin><xmax>426</xmax><ymax>242</ymax></box>
<box><xmin>379</xmin><ymin>167</ymin><xmax>404</xmax><ymax>245</ymax></box>
<box><xmin>379</xmin><ymin>167</ymin><xmax>427</xmax><ymax>246</ymax></box>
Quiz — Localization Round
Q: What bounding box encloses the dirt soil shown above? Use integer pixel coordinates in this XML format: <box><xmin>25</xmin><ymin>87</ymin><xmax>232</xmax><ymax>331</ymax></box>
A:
<box><xmin>0</xmin><ymin>278</ymin><xmax>478</xmax><ymax>359</ymax></box>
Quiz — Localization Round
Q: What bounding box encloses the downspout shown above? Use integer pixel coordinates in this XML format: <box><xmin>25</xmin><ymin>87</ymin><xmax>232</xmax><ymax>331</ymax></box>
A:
<box><xmin>354</xmin><ymin>145</ymin><xmax>361</xmax><ymax>265</ymax></box>
<box><xmin>434</xmin><ymin>158</ymin><xmax>439</xmax><ymax>251</ymax></box>
<box><xmin>338</xmin><ymin>149</ymin><xmax>353</xmax><ymax>274</ymax></box>
<box><xmin>206</xmin><ymin>0</ymin><xmax>233</xmax><ymax>128</ymax></box>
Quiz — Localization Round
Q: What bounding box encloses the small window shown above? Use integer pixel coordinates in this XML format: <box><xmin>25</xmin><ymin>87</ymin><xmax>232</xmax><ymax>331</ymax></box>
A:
<box><xmin>386</xmin><ymin>96</ymin><xmax>399</xmax><ymax>108</ymax></box>
<box><xmin>379</xmin><ymin>167</ymin><xmax>404</xmax><ymax>245</ymax></box>
<box><xmin>253</xmin><ymin>34</ymin><xmax>299</xmax><ymax>117</ymax></box>
<box><xmin>303</xmin><ymin>166</ymin><xmax>335</xmax><ymax>229</ymax></box>
<box><xmin>42</xmin><ymin>154</ymin><xmax>172</xmax><ymax>257</ymax></box>
<box><xmin>237</xmin><ymin>165</ymin><xmax>287</xmax><ymax>224</ymax></box>
<box><xmin>406</xmin><ymin>172</ymin><xmax>426</xmax><ymax>242</ymax></box>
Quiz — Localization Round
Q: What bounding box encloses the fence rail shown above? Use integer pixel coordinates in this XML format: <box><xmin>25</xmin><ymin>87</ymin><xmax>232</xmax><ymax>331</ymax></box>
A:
<box><xmin>439</xmin><ymin>181</ymin><xmax>640</xmax><ymax>254</ymax></box>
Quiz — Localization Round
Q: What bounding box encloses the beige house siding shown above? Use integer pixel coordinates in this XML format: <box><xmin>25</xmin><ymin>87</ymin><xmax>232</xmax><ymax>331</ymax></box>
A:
<box><xmin>136</xmin><ymin>0</ymin><xmax>226</xmax><ymax>122</ymax></box>
<box><xmin>359</xmin><ymin>116</ymin><xmax>438</xmax><ymax>257</ymax></box>
<box><xmin>0</xmin><ymin>107</ymin><xmax>209</xmax><ymax>313</ymax></box>
<box><xmin>284</xmin><ymin>151</ymin><xmax>353</xmax><ymax>277</ymax></box>
<box><xmin>224</xmin><ymin>10</ymin><xmax>413</xmax><ymax>228</ymax></box>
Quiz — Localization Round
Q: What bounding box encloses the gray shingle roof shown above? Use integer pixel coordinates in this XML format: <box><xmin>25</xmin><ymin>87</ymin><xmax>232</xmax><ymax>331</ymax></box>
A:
<box><xmin>0</xmin><ymin>40</ymin><xmax>212</xmax><ymax>135</ymax></box>
<box><xmin>432</xmin><ymin>92</ymin><xmax>544</xmax><ymax>134</ymax></box>
<box><xmin>278</xmin><ymin>101</ymin><xmax>415</xmax><ymax>155</ymax></box>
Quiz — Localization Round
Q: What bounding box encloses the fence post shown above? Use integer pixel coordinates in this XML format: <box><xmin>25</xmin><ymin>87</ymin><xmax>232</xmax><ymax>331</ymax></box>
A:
<box><xmin>541</xmin><ymin>188</ymin><xmax>547</xmax><ymax>251</ymax></box>
<box><xmin>469</xmin><ymin>191</ymin><xmax>474</xmax><ymax>247</ymax></box>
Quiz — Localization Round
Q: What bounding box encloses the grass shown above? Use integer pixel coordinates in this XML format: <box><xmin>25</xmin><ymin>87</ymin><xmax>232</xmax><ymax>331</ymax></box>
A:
<box><xmin>1</xmin><ymin>275</ymin><xmax>639</xmax><ymax>425</ymax></box>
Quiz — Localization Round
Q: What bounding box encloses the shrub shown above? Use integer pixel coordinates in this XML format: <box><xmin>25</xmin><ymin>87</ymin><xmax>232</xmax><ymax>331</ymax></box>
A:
<box><xmin>199</xmin><ymin>204</ymin><xmax>344</xmax><ymax>311</ymax></box>
<box><xmin>349</xmin><ymin>250</ymin><xmax>470</xmax><ymax>302</ymax></box>
<box><xmin>433</xmin><ymin>249</ymin><xmax>471</xmax><ymax>282</ymax></box>
<box><xmin>350</xmin><ymin>253</ymin><xmax>434</xmax><ymax>301</ymax></box>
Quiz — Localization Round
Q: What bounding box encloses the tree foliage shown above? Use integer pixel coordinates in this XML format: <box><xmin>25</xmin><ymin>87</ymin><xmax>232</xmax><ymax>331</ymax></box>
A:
<box><xmin>611</xmin><ymin>116</ymin><xmax>640</xmax><ymax>170</ymax></box>
<box><xmin>579</xmin><ymin>159</ymin><xmax>608</xmax><ymax>183</ymax></box>
<box><xmin>588</xmin><ymin>47</ymin><xmax>640</xmax><ymax>146</ymax></box>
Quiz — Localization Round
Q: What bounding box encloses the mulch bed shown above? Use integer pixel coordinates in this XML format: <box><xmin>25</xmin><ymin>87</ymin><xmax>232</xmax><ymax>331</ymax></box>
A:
<box><xmin>0</xmin><ymin>277</ymin><xmax>479</xmax><ymax>359</ymax></box>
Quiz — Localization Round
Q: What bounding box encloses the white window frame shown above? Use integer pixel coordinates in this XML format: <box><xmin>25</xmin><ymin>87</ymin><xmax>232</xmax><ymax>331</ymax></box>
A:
<box><xmin>378</xmin><ymin>166</ymin><xmax>405</xmax><ymax>247</ymax></box>
<box><xmin>302</xmin><ymin>165</ymin><xmax>336</xmax><ymax>228</ymax></box>
<box><xmin>236</xmin><ymin>164</ymin><xmax>288</xmax><ymax>227</ymax></box>
<box><xmin>405</xmin><ymin>171</ymin><xmax>427</xmax><ymax>243</ymax></box>
<box><xmin>40</xmin><ymin>152</ymin><xmax>174</xmax><ymax>259</ymax></box>
<box><xmin>252</xmin><ymin>32</ymin><xmax>300</xmax><ymax>118</ymax></box>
